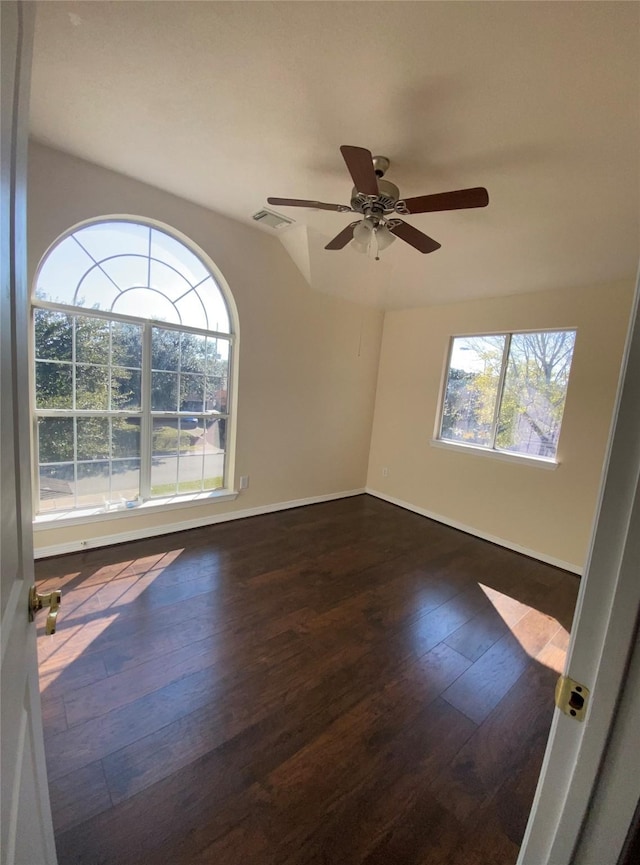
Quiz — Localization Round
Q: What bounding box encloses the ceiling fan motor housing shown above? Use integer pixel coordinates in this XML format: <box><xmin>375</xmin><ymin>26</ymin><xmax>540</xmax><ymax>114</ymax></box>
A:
<box><xmin>351</xmin><ymin>179</ymin><xmax>400</xmax><ymax>216</ymax></box>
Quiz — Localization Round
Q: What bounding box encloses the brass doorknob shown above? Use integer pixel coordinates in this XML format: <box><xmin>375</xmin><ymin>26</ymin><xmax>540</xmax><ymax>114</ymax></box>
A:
<box><xmin>28</xmin><ymin>586</ymin><xmax>62</xmax><ymax>635</ymax></box>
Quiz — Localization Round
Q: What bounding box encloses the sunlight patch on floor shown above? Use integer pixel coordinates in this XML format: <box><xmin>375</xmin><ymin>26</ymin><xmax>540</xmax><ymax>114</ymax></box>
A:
<box><xmin>37</xmin><ymin>548</ymin><xmax>187</xmax><ymax>691</ymax></box>
<box><xmin>39</xmin><ymin>613</ymin><xmax>120</xmax><ymax>691</ymax></box>
<box><xmin>478</xmin><ymin>582</ymin><xmax>570</xmax><ymax>671</ymax></box>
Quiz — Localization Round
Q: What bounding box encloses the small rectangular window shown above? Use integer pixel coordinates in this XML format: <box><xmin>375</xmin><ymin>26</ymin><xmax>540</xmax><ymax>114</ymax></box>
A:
<box><xmin>439</xmin><ymin>329</ymin><xmax>576</xmax><ymax>460</ymax></box>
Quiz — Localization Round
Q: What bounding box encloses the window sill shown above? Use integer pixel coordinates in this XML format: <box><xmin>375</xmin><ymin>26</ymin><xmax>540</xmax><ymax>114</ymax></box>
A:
<box><xmin>430</xmin><ymin>438</ymin><xmax>559</xmax><ymax>470</ymax></box>
<box><xmin>33</xmin><ymin>488</ymin><xmax>239</xmax><ymax>530</ymax></box>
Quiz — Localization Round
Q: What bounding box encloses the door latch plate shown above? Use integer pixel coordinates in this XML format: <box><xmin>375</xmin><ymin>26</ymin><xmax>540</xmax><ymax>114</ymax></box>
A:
<box><xmin>555</xmin><ymin>675</ymin><xmax>589</xmax><ymax>721</ymax></box>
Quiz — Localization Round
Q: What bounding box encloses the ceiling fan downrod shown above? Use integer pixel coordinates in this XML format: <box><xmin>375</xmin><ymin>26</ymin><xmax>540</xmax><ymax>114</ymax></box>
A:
<box><xmin>372</xmin><ymin>155</ymin><xmax>390</xmax><ymax>178</ymax></box>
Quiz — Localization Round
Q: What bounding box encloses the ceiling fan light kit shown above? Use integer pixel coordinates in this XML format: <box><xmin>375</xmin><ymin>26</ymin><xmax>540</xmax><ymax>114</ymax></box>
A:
<box><xmin>352</xmin><ymin>217</ymin><xmax>397</xmax><ymax>260</ymax></box>
<box><xmin>267</xmin><ymin>145</ymin><xmax>489</xmax><ymax>260</ymax></box>
<box><xmin>352</xmin><ymin>218</ymin><xmax>375</xmax><ymax>245</ymax></box>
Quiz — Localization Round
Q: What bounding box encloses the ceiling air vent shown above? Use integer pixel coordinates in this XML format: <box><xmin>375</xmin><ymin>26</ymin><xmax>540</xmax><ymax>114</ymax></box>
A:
<box><xmin>252</xmin><ymin>208</ymin><xmax>294</xmax><ymax>230</ymax></box>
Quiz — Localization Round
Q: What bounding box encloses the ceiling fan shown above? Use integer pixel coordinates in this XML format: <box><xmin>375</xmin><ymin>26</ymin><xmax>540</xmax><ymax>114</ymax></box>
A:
<box><xmin>268</xmin><ymin>145</ymin><xmax>489</xmax><ymax>259</ymax></box>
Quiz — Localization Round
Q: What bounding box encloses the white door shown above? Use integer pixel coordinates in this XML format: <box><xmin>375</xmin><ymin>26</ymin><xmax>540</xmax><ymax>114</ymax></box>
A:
<box><xmin>0</xmin><ymin>2</ymin><xmax>57</xmax><ymax>863</ymax></box>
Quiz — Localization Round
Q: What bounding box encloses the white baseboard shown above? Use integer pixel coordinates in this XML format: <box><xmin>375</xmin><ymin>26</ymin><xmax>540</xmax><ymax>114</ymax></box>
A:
<box><xmin>34</xmin><ymin>488</ymin><xmax>366</xmax><ymax>559</ymax></box>
<box><xmin>34</xmin><ymin>486</ymin><xmax>583</xmax><ymax>574</ymax></box>
<box><xmin>365</xmin><ymin>487</ymin><xmax>583</xmax><ymax>575</ymax></box>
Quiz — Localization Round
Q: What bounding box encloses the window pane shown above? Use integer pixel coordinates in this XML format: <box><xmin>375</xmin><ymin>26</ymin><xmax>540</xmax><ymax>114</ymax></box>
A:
<box><xmin>74</xmin><ymin>267</ymin><xmax>120</xmax><ymax>311</ymax></box>
<box><xmin>75</xmin><ymin>316</ymin><xmax>110</xmax><ymax>363</ymax></box>
<box><xmin>180</xmin><ymin>332</ymin><xmax>207</xmax><ymax>373</ymax></box>
<box><xmin>38</xmin><ymin>463</ymin><xmax>75</xmax><ymax>512</ymax></box>
<box><xmin>151</xmin><ymin>228</ymin><xmax>210</xmax><ymax>286</ymax></box>
<box><xmin>77</xmin><ymin>417</ymin><xmax>110</xmax><ymax>460</ymax></box>
<box><xmin>76</xmin><ymin>461</ymin><xmax>110</xmax><ymax>508</ymax></box>
<box><xmin>151</xmin><ymin>327</ymin><xmax>180</xmax><ymax>371</ymax></box>
<box><xmin>35</xmin><ymin>235</ymin><xmax>94</xmax><ymax>305</ymax></box>
<box><xmin>152</xmin><ymin>372</ymin><xmax>178</xmax><ymax>411</ymax></box>
<box><xmin>113</xmin><ymin>287</ymin><xmax>180</xmax><ymax>324</ymax></box>
<box><xmin>112</xmin><ymin>419</ymin><xmax>141</xmax><ymax>458</ymax></box>
<box><xmin>76</xmin><ymin>364</ymin><xmax>109</xmax><ymax>410</ymax></box>
<box><xmin>110</xmin><ymin>458</ymin><xmax>140</xmax><ymax>503</ymax></box>
<box><xmin>148</xmin><ymin>259</ymin><xmax>193</xmax><ymax>303</ymax></box>
<box><xmin>151</xmin><ymin>419</ymin><xmax>180</xmax><ymax>495</ymax></box>
<box><xmin>440</xmin><ymin>336</ymin><xmax>505</xmax><ymax>446</ymax></box>
<box><xmin>100</xmin><ymin>254</ymin><xmax>148</xmax><ymax>291</ymax></box>
<box><xmin>151</xmin><ymin>418</ymin><xmax>208</xmax><ymax>496</ymax></box>
<box><xmin>177</xmin><ymin>433</ymin><xmax>204</xmax><ymax>494</ymax></box>
<box><xmin>198</xmin><ymin>276</ymin><xmax>231</xmax><ymax>334</ymax></box>
<box><xmin>172</xmin><ymin>417</ymin><xmax>223</xmax><ymax>493</ymax></box>
<box><xmin>206</xmin><ymin>337</ymin><xmax>229</xmax><ymax>377</ymax></box>
<box><xmin>34</xmin><ymin>310</ymin><xmax>72</xmax><ymax>360</ymax></box>
<box><xmin>152</xmin><ymin>418</ymin><xmax>197</xmax><ymax>454</ymax></box>
<box><xmin>204</xmin><ymin>415</ymin><xmax>226</xmax><ymax>484</ymax></box>
<box><xmin>203</xmin><ymin>471</ymin><xmax>224</xmax><ymax>492</ymax></box>
<box><xmin>111</xmin><ymin>322</ymin><xmax>142</xmax><ymax>368</ymax></box>
<box><xmin>205</xmin><ymin>417</ymin><xmax>227</xmax><ymax>456</ymax></box>
<box><xmin>73</xmin><ymin>221</ymin><xmax>150</xmax><ymax>261</ymax></box>
<box><xmin>205</xmin><ymin>377</ymin><xmax>228</xmax><ymax>414</ymax></box>
<box><xmin>496</xmin><ymin>331</ymin><xmax>576</xmax><ymax>458</ymax></box>
<box><xmin>35</xmin><ymin>362</ymin><xmax>73</xmax><ymax>408</ymax></box>
<box><xmin>180</xmin><ymin>373</ymin><xmax>205</xmax><ymax>412</ymax></box>
<box><xmin>38</xmin><ymin>417</ymin><xmax>74</xmax><ymax>464</ymax></box>
<box><xmin>175</xmin><ymin>291</ymin><xmax>208</xmax><ymax>332</ymax></box>
<box><xmin>206</xmin><ymin>338</ymin><xmax>230</xmax><ymax>412</ymax></box>
<box><xmin>112</xmin><ymin>368</ymin><xmax>141</xmax><ymax>410</ymax></box>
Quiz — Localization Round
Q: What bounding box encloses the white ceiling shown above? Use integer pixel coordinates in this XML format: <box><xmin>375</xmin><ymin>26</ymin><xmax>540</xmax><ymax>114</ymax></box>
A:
<box><xmin>30</xmin><ymin>1</ymin><xmax>639</xmax><ymax>309</ymax></box>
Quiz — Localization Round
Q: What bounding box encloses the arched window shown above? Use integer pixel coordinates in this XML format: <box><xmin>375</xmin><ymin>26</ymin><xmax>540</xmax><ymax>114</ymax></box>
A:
<box><xmin>32</xmin><ymin>219</ymin><xmax>235</xmax><ymax>514</ymax></box>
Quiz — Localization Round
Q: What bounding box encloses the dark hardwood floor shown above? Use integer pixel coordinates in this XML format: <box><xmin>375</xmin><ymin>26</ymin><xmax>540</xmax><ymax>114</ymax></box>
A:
<box><xmin>35</xmin><ymin>495</ymin><xmax>578</xmax><ymax>865</ymax></box>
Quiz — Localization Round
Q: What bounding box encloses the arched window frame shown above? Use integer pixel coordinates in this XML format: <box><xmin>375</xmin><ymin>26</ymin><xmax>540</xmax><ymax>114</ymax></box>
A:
<box><xmin>31</xmin><ymin>216</ymin><xmax>239</xmax><ymax>520</ymax></box>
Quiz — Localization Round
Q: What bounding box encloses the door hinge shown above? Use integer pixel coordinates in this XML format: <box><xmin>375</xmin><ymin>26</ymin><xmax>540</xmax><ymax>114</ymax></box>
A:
<box><xmin>555</xmin><ymin>674</ymin><xmax>589</xmax><ymax>721</ymax></box>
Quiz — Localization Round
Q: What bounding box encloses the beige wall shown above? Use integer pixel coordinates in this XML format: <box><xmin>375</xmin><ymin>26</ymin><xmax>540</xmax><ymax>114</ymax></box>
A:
<box><xmin>366</xmin><ymin>282</ymin><xmax>634</xmax><ymax>571</ymax></box>
<box><xmin>27</xmin><ymin>144</ymin><xmax>634</xmax><ymax>569</ymax></box>
<box><xmin>29</xmin><ymin>143</ymin><xmax>384</xmax><ymax>554</ymax></box>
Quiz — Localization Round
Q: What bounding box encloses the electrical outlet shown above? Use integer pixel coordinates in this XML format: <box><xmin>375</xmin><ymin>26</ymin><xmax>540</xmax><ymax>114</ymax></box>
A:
<box><xmin>382</xmin><ymin>467</ymin><xmax>389</xmax><ymax>477</ymax></box>
<box><xmin>239</xmin><ymin>475</ymin><xmax>249</xmax><ymax>490</ymax></box>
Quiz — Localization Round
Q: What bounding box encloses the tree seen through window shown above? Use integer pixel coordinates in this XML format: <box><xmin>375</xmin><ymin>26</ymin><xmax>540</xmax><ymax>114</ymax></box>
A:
<box><xmin>440</xmin><ymin>330</ymin><xmax>576</xmax><ymax>459</ymax></box>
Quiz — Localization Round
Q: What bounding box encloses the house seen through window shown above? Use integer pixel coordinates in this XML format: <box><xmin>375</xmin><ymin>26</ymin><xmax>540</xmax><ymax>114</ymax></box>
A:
<box><xmin>32</xmin><ymin>219</ymin><xmax>234</xmax><ymax>514</ymax></box>
<box><xmin>439</xmin><ymin>330</ymin><xmax>576</xmax><ymax>460</ymax></box>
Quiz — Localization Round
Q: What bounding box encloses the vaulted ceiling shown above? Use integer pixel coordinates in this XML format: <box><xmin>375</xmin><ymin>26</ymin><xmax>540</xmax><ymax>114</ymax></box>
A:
<box><xmin>30</xmin><ymin>1</ymin><xmax>639</xmax><ymax>309</ymax></box>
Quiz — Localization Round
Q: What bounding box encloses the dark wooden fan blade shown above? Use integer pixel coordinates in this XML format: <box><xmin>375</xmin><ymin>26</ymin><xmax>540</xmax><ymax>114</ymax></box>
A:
<box><xmin>389</xmin><ymin>220</ymin><xmax>441</xmax><ymax>254</ymax></box>
<box><xmin>340</xmin><ymin>146</ymin><xmax>379</xmax><ymax>196</ymax></box>
<box><xmin>403</xmin><ymin>187</ymin><xmax>489</xmax><ymax>214</ymax></box>
<box><xmin>267</xmin><ymin>198</ymin><xmax>347</xmax><ymax>211</ymax></box>
<box><xmin>325</xmin><ymin>222</ymin><xmax>358</xmax><ymax>250</ymax></box>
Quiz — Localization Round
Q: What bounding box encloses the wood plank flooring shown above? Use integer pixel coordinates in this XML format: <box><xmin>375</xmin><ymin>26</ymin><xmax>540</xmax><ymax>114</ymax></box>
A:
<box><xmin>35</xmin><ymin>495</ymin><xmax>578</xmax><ymax>865</ymax></box>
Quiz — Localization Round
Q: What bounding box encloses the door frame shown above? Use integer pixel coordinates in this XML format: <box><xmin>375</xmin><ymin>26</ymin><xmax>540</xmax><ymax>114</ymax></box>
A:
<box><xmin>519</xmin><ymin>269</ymin><xmax>640</xmax><ymax>864</ymax></box>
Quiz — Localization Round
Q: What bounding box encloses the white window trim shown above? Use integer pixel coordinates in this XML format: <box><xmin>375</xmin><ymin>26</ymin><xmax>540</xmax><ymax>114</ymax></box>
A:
<box><xmin>33</xmin><ymin>487</ymin><xmax>239</xmax><ymax>530</ymax></box>
<box><xmin>434</xmin><ymin>327</ymin><xmax>576</xmax><ymax>465</ymax></box>
<box><xmin>429</xmin><ymin>437</ymin><xmax>559</xmax><ymax>469</ymax></box>
<box><xmin>30</xmin><ymin>216</ymin><xmax>240</xmax><ymax>520</ymax></box>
